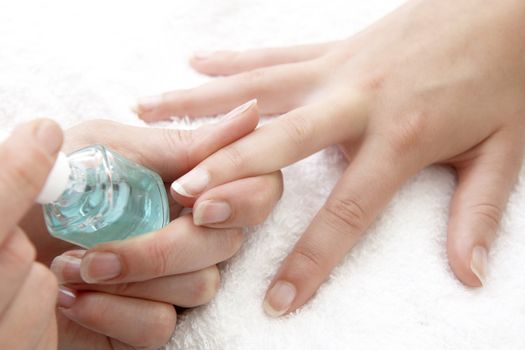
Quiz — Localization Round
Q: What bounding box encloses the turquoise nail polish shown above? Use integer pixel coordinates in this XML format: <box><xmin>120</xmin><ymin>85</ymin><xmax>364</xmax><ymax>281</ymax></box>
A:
<box><xmin>42</xmin><ymin>145</ymin><xmax>169</xmax><ymax>248</ymax></box>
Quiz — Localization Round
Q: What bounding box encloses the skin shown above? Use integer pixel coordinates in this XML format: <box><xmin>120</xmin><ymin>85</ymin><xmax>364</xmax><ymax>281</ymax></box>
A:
<box><xmin>0</xmin><ymin>119</ymin><xmax>63</xmax><ymax>350</ymax></box>
<box><xmin>135</xmin><ymin>0</ymin><xmax>525</xmax><ymax>317</ymax></box>
<box><xmin>15</xmin><ymin>103</ymin><xmax>283</xmax><ymax>349</ymax></box>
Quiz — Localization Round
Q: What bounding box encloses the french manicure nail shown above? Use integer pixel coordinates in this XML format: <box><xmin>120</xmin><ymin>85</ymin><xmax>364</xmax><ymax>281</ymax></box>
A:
<box><xmin>50</xmin><ymin>255</ymin><xmax>82</xmax><ymax>284</ymax></box>
<box><xmin>471</xmin><ymin>245</ymin><xmax>488</xmax><ymax>287</ymax></box>
<box><xmin>263</xmin><ymin>281</ymin><xmax>296</xmax><ymax>317</ymax></box>
<box><xmin>193</xmin><ymin>50</ymin><xmax>214</xmax><ymax>60</ymax></box>
<box><xmin>224</xmin><ymin>99</ymin><xmax>257</xmax><ymax>121</ymax></box>
<box><xmin>35</xmin><ymin>120</ymin><xmax>62</xmax><ymax>155</ymax></box>
<box><xmin>194</xmin><ymin>200</ymin><xmax>232</xmax><ymax>225</ymax></box>
<box><xmin>171</xmin><ymin>168</ymin><xmax>210</xmax><ymax>198</ymax></box>
<box><xmin>80</xmin><ymin>252</ymin><xmax>122</xmax><ymax>283</ymax></box>
<box><xmin>135</xmin><ymin>95</ymin><xmax>163</xmax><ymax>113</ymax></box>
<box><xmin>57</xmin><ymin>286</ymin><xmax>76</xmax><ymax>309</ymax></box>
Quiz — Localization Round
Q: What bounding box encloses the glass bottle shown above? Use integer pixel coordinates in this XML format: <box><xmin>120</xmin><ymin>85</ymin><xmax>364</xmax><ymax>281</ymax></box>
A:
<box><xmin>40</xmin><ymin>145</ymin><xmax>169</xmax><ymax>248</ymax></box>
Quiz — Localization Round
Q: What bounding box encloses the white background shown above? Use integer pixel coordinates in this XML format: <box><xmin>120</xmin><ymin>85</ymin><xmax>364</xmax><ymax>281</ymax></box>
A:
<box><xmin>1</xmin><ymin>1</ymin><xmax>524</xmax><ymax>349</ymax></box>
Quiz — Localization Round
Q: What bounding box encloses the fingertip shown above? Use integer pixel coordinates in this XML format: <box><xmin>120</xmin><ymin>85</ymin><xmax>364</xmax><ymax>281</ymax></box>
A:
<box><xmin>470</xmin><ymin>245</ymin><xmax>488</xmax><ymax>287</ymax></box>
<box><xmin>447</xmin><ymin>234</ymin><xmax>486</xmax><ymax>288</ymax></box>
<box><xmin>263</xmin><ymin>280</ymin><xmax>297</xmax><ymax>317</ymax></box>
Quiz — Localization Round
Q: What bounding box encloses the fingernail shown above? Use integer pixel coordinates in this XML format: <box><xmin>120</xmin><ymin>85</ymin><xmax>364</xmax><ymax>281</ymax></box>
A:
<box><xmin>80</xmin><ymin>252</ymin><xmax>122</xmax><ymax>283</ymax></box>
<box><xmin>35</xmin><ymin>120</ymin><xmax>62</xmax><ymax>155</ymax></box>
<box><xmin>51</xmin><ymin>255</ymin><xmax>81</xmax><ymax>284</ymax></box>
<box><xmin>263</xmin><ymin>281</ymin><xmax>296</xmax><ymax>317</ymax></box>
<box><xmin>135</xmin><ymin>95</ymin><xmax>163</xmax><ymax>113</ymax></box>
<box><xmin>193</xmin><ymin>50</ymin><xmax>214</xmax><ymax>60</ymax></box>
<box><xmin>171</xmin><ymin>168</ymin><xmax>210</xmax><ymax>198</ymax></box>
<box><xmin>224</xmin><ymin>99</ymin><xmax>257</xmax><ymax>121</ymax></box>
<box><xmin>57</xmin><ymin>286</ymin><xmax>76</xmax><ymax>309</ymax></box>
<box><xmin>194</xmin><ymin>200</ymin><xmax>232</xmax><ymax>225</ymax></box>
<box><xmin>471</xmin><ymin>245</ymin><xmax>488</xmax><ymax>287</ymax></box>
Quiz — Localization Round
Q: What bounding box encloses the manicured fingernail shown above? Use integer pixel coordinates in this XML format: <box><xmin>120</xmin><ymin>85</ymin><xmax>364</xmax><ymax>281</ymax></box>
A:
<box><xmin>171</xmin><ymin>168</ymin><xmax>210</xmax><ymax>198</ymax></box>
<box><xmin>224</xmin><ymin>99</ymin><xmax>257</xmax><ymax>121</ymax></box>
<box><xmin>51</xmin><ymin>255</ymin><xmax>81</xmax><ymax>284</ymax></box>
<box><xmin>135</xmin><ymin>95</ymin><xmax>163</xmax><ymax>113</ymax></box>
<box><xmin>80</xmin><ymin>252</ymin><xmax>122</xmax><ymax>283</ymax></box>
<box><xmin>193</xmin><ymin>50</ymin><xmax>214</xmax><ymax>60</ymax></box>
<box><xmin>263</xmin><ymin>281</ymin><xmax>296</xmax><ymax>317</ymax></box>
<box><xmin>35</xmin><ymin>120</ymin><xmax>62</xmax><ymax>155</ymax></box>
<box><xmin>471</xmin><ymin>245</ymin><xmax>488</xmax><ymax>287</ymax></box>
<box><xmin>57</xmin><ymin>286</ymin><xmax>76</xmax><ymax>309</ymax></box>
<box><xmin>194</xmin><ymin>200</ymin><xmax>232</xmax><ymax>225</ymax></box>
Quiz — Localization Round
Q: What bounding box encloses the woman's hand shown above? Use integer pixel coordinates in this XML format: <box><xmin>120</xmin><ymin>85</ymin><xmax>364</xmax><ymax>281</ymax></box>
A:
<box><xmin>22</xmin><ymin>102</ymin><xmax>283</xmax><ymax>349</ymax></box>
<box><xmin>135</xmin><ymin>0</ymin><xmax>525</xmax><ymax>317</ymax></box>
<box><xmin>0</xmin><ymin>119</ymin><xmax>63</xmax><ymax>349</ymax></box>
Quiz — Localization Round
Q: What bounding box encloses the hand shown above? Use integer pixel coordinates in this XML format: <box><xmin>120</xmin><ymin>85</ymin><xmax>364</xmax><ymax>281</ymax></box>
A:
<box><xmin>135</xmin><ymin>0</ymin><xmax>525</xmax><ymax>317</ymax></box>
<box><xmin>40</xmin><ymin>102</ymin><xmax>283</xmax><ymax>349</ymax></box>
<box><xmin>0</xmin><ymin>120</ymin><xmax>63</xmax><ymax>349</ymax></box>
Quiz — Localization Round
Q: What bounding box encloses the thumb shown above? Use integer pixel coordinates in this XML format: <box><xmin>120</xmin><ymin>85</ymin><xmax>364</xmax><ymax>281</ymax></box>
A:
<box><xmin>0</xmin><ymin>119</ymin><xmax>63</xmax><ymax>239</ymax></box>
<box><xmin>447</xmin><ymin>132</ymin><xmax>523</xmax><ymax>287</ymax></box>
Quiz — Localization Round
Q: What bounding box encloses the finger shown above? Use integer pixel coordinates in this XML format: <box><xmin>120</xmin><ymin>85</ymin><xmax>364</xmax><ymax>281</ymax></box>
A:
<box><xmin>188</xmin><ymin>172</ymin><xmax>283</xmax><ymax>228</ymax></box>
<box><xmin>71</xmin><ymin>266</ymin><xmax>219</xmax><ymax>307</ymax></box>
<box><xmin>135</xmin><ymin>60</ymin><xmax>324</xmax><ymax>121</ymax></box>
<box><xmin>57</xmin><ymin>311</ymin><xmax>113</xmax><ymax>350</ymax></box>
<box><xmin>0</xmin><ymin>263</ymin><xmax>59</xmax><ymax>349</ymax></box>
<box><xmin>52</xmin><ymin>249</ymin><xmax>221</xmax><ymax>307</ymax></box>
<box><xmin>0</xmin><ymin>119</ymin><xmax>63</xmax><ymax>238</ymax></box>
<box><xmin>189</xmin><ymin>41</ymin><xmax>341</xmax><ymax>76</ymax></box>
<box><xmin>35</xmin><ymin>312</ymin><xmax>58</xmax><ymax>350</ymax></box>
<box><xmin>66</xmin><ymin>100</ymin><xmax>259</xmax><ymax>181</ymax></box>
<box><xmin>447</xmin><ymin>131</ymin><xmax>524</xmax><ymax>287</ymax></box>
<box><xmin>262</xmin><ymin>139</ymin><xmax>416</xmax><ymax>316</ymax></box>
<box><xmin>77</xmin><ymin>215</ymin><xmax>243</xmax><ymax>284</ymax></box>
<box><xmin>57</xmin><ymin>288</ymin><xmax>176</xmax><ymax>350</ymax></box>
<box><xmin>171</xmin><ymin>92</ymin><xmax>368</xmax><ymax>198</ymax></box>
<box><xmin>0</xmin><ymin>228</ymin><xmax>37</xmax><ymax>312</ymax></box>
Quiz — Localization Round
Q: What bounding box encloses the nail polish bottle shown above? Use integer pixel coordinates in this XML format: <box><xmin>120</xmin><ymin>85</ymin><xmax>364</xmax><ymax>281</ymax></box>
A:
<box><xmin>38</xmin><ymin>145</ymin><xmax>169</xmax><ymax>248</ymax></box>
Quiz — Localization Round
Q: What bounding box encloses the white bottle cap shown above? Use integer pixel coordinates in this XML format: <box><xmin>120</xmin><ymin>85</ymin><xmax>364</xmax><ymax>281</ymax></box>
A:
<box><xmin>36</xmin><ymin>152</ymin><xmax>71</xmax><ymax>204</ymax></box>
<box><xmin>1</xmin><ymin>129</ymin><xmax>70</xmax><ymax>204</ymax></box>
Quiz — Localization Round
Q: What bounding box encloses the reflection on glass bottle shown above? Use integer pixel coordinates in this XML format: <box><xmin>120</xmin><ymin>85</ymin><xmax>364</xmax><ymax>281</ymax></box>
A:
<box><xmin>43</xmin><ymin>145</ymin><xmax>169</xmax><ymax>248</ymax></box>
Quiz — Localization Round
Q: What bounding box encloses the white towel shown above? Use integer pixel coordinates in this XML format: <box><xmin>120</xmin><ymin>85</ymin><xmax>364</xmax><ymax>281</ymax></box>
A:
<box><xmin>1</xmin><ymin>1</ymin><xmax>524</xmax><ymax>349</ymax></box>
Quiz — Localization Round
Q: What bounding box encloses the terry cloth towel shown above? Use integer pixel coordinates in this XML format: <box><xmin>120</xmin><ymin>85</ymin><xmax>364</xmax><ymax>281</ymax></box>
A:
<box><xmin>0</xmin><ymin>1</ymin><xmax>524</xmax><ymax>349</ymax></box>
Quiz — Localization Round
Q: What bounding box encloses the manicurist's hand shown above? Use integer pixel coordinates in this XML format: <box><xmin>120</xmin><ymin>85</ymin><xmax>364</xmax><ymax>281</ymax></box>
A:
<box><xmin>22</xmin><ymin>102</ymin><xmax>283</xmax><ymax>349</ymax></box>
<box><xmin>135</xmin><ymin>0</ymin><xmax>525</xmax><ymax>316</ymax></box>
<box><xmin>0</xmin><ymin>119</ymin><xmax>63</xmax><ymax>349</ymax></box>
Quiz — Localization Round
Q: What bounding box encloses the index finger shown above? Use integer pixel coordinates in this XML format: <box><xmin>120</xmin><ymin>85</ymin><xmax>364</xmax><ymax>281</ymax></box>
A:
<box><xmin>170</xmin><ymin>92</ymin><xmax>368</xmax><ymax>198</ymax></box>
<box><xmin>0</xmin><ymin>119</ymin><xmax>62</xmax><ymax>238</ymax></box>
<box><xmin>78</xmin><ymin>215</ymin><xmax>243</xmax><ymax>284</ymax></box>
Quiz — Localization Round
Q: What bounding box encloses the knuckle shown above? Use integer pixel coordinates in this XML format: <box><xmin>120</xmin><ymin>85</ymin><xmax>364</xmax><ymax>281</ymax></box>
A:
<box><xmin>160</xmin><ymin>128</ymin><xmax>195</xmax><ymax>172</ymax></box>
<box><xmin>242</xmin><ymin>68</ymin><xmax>267</xmax><ymax>88</ymax></box>
<box><xmin>287</xmin><ymin>244</ymin><xmax>326</xmax><ymax>278</ymax></box>
<box><xmin>218</xmin><ymin>145</ymin><xmax>245</xmax><ymax>171</ymax></box>
<box><xmin>248</xmin><ymin>175</ymin><xmax>282</xmax><ymax>223</ymax></box>
<box><xmin>470</xmin><ymin>202</ymin><xmax>503</xmax><ymax>233</ymax></box>
<box><xmin>322</xmin><ymin>197</ymin><xmax>367</xmax><ymax>235</ymax></box>
<box><xmin>112</xmin><ymin>282</ymin><xmax>132</xmax><ymax>295</ymax></box>
<box><xmin>190</xmin><ymin>266</ymin><xmax>220</xmax><ymax>305</ymax></box>
<box><xmin>145</xmin><ymin>238</ymin><xmax>173</xmax><ymax>277</ymax></box>
<box><xmin>279</xmin><ymin>114</ymin><xmax>312</xmax><ymax>150</ymax></box>
<box><xmin>387</xmin><ymin>111</ymin><xmax>429</xmax><ymax>155</ymax></box>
